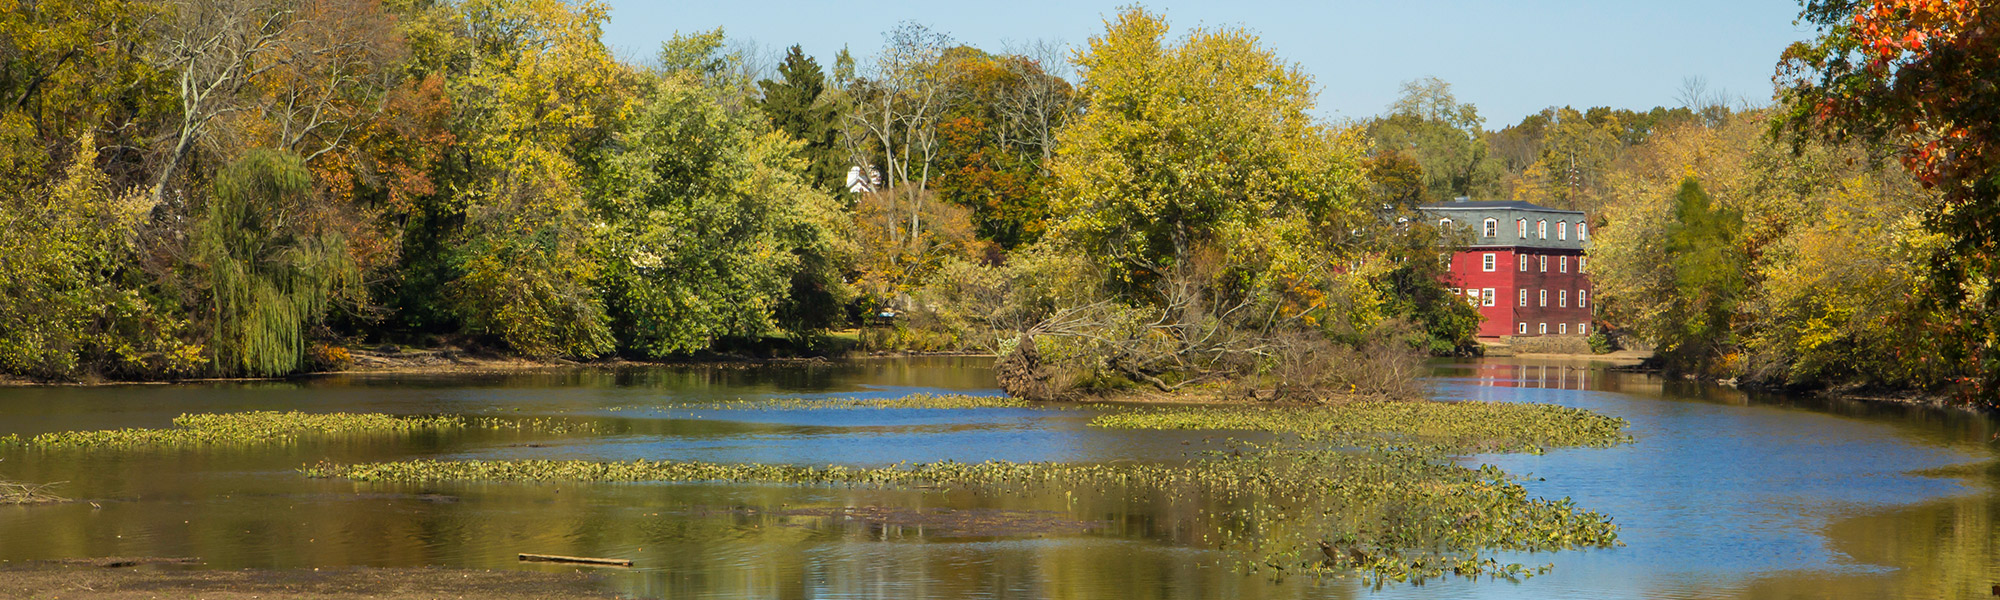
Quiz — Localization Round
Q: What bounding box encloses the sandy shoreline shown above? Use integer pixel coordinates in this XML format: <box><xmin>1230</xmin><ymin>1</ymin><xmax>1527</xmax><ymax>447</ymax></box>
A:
<box><xmin>0</xmin><ymin>560</ymin><xmax>621</xmax><ymax>599</ymax></box>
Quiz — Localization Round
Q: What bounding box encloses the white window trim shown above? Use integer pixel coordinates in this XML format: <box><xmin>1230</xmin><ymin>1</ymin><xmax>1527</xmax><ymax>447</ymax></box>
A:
<box><xmin>1518</xmin><ymin>288</ymin><xmax>1527</xmax><ymax>307</ymax></box>
<box><xmin>1560</xmin><ymin>290</ymin><xmax>1568</xmax><ymax>308</ymax></box>
<box><xmin>1538</xmin><ymin>220</ymin><xmax>1547</xmax><ymax>239</ymax></box>
<box><xmin>1482</xmin><ymin>288</ymin><xmax>1496</xmax><ymax>307</ymax></box>
<box><xmin>1579</xmin><ymin>223</ymin><xmax>1589</xmax><ymax>241</ymax></box>
<box><xmin>1560</xmin><ymin>256</ymin><xmax>1569</xmax><ymax>273</ymax></box>
<box><xmin>1519</xmin><ymin>253</ymin><xmax>1528</xmax><ymax>272</ymax></box>
<box><xmin>1539</xmin><ymin>289</ymin><xmax>1547</xmax><ymax>307</ymax></box>
<box><xmin>1517</xmin><ymin>219</ymin><xmax>1527</xmax><ymax>238</ymax></box>
<box><xmin>1440</xmin><ymin>218</ymin><xmax>1453</xmax><ymax>229</ymax></box>
<box><xmin>1579</xmin><ymin>256</ymin><xmax>1588</xmax><ymax>273</ymax></box>
<box><xmin>1539</xmin><ymin>255</ymin><xmax>1547</xmax><ymax>272</ymax></box>
<box><xmin>1560</xmin><ymin>322</ymin><xmax>1569</xmax><ymax>335</ymax></box>
<box><xmin>1482</xmin><ymin>253</ymin><xmax>1496</xmax><ymax>272</ymax></box>
<box><xmin>1559</xmin><ymin>221</ymin><xmax>1568</xmax><ymax>241</ymax></box>
<box><xmin>1580</xmin><ymin>290</ymin><xmax>1588</xmax><ymax>308</ymax></box>
<box><xmin>1539</xmin><ymin>322</ymin><xmax>1547</xmax><ymax>335</ymax></box>
<box><xmin>1518</xmin><ymin>322</ymin><xmax>1528</xmax><ymax>335</ymax></box>
<box><xmin>1482</xmin><ymin>218</ymin><xmax>1497</xmax><ymax>238</ymax></box>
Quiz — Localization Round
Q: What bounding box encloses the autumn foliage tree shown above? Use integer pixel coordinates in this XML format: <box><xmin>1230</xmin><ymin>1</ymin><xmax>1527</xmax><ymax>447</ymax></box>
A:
<box><xmin>1778</xmin><ymin>0</ymin><xmax>2000</xmax><ymax>400</ymax></box>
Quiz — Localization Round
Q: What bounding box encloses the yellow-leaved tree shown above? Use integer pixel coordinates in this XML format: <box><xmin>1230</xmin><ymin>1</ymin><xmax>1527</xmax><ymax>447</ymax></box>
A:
<box><xmin>1005</xmin><ymin>8</ymin><xmax>1399</xmax><ymax>399</ymax></box>
<box><xmin>438</xmin><ymin>0</ymin><xmax>633</xmax><ymax>358</ymax></box>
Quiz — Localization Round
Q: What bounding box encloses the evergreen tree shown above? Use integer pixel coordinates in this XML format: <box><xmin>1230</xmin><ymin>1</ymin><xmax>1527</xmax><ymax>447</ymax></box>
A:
<box><xmin>1659</xmin><ymin>177</ymin><xmax>1745</xmax><ymax>373</ymax></box>
<box><xmin>757</xmin><ymin>46</ymin><xmax>844</xmax><ymax>193</ymax></box>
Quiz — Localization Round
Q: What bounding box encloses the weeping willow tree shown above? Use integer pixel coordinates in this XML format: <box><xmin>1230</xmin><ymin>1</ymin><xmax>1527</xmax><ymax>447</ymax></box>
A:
<box><xmin>193</xmin><ymin>150</ymin><xmax>358</xmax><ymax>377</ymax></box>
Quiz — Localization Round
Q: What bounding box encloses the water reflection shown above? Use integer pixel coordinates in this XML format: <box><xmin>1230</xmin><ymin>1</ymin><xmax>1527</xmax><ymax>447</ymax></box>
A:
<box><xmin>1</xmin><ymin>357</ymin><xmax>1997</xmax><ymax>598</ymax></box>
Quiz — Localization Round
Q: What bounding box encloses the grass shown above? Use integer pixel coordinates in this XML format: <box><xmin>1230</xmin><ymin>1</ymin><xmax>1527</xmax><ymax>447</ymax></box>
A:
<box><xmin>1088</xmin><ymin>400</ymin><xmax>1631</xmax><ymax>454</ymax></box>
<box><xmin>0</xmin><ymin>480</ymin><xmax>67</xmax><ymax>505</ymax></box>
<box><xmin>0</xmin><ymin>411</ymin><xmax>597</xmax><ymax>450</ymax></box>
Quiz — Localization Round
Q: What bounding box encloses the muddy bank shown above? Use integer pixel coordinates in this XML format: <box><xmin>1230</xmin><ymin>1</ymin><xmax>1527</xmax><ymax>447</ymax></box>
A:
<box><xmin>0</xmin><ymin>560</ymin><xmax>619</xmax><ymax>599</ymax></box>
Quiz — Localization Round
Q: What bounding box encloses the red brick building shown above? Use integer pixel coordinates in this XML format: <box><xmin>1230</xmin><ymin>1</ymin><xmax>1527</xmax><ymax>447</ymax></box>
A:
<box><xmin>1418</xmin><ymin>200</ymin><xmax>1592</xmax><ymax>339</ymax></box>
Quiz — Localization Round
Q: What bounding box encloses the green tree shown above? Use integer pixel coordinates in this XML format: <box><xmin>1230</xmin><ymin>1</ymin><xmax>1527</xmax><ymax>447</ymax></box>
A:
<box><xmin>0</xmin><ymin>137</ymin><xmax>197</xmax><ymax>380</ymax></box>
<box><xmin>193</xmin><ymin>149</ymin><xmax>360</xmax><ymax>376</ymax></box>
<box><xmin>600</xmin><ymin>37</ymin><xmax>852</xmax><ymax>357</ymax></box>
<box><xmin>758</xmin><ymin>45</ymin><xmax>844</xmax><ymax>193</ymax></box>
<box><xmin>1367</xmin><ymin>77</ymin><xmax>1498</xmax><ymax>202</ymax></box>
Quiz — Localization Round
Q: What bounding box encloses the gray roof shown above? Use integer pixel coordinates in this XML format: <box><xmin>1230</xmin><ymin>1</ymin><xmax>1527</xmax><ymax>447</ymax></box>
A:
<box><xmin>1418</xmin><ymin>200</ymin><xmax>1582</xmax><ymax>215</ymax></box>
<box><xmin>1416</xmin><ymin>201</ymin><xmax>1590</xmax><ymax>250</ymax></box>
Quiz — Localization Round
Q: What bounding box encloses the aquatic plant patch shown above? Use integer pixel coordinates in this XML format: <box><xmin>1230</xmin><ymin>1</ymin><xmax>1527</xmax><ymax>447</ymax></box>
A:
<box><xmin>1088</xmin><ymin>401</ymin><xmax>1631</xmax><ymax>453</ymax></box>
<box><xmin>0</xmin><ymin>411</ymin><xmax>596</xmax><ymax>450</ymax></box>
<box><xmin>305</xmin><ymin>447</ymin><xmax>1618</xmax><ymax>585</ymax></box>
<box><xmin>612</xmin><ymin>393</ymin><xmax>1042</xmax><ymax>411</ymax></box>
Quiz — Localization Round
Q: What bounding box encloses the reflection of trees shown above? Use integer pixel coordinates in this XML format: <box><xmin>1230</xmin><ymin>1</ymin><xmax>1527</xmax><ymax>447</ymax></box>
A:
<box><xmin>1733</xmin><ymin>490</ymin><xmax>1999</xmax><ymax>599</ymax></box>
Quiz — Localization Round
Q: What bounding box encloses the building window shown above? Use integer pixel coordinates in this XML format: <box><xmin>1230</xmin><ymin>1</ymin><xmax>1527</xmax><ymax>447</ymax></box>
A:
<box><xmin>1518</xmin><ymin>288</ymin><xmax>1527</xmax><ymax>307</ymax></box>
<box><xmin>1560</xmin><ymin>290</ymin><xmax>1568</xmax><ymax>307</ymax></box>
<box><xmin>1482</xmin><ymin>218</ymin><xmax>1497</xmax><ymax>238</ymax></box>
<box><xmin>1517</xmin><ymin>219</ymin><xmax>1527</xmax><ymax>238</ymax></box>
<box><xmin>1518</xmin><ymin>322</ymin><xmax>1528</xmax><ymax>335</ymax></box>
<box><xmin>1482</xmin><ymin>288</ymin><xmax>1496</xmax><ymax>307</ymax></box>
<box><xmin>1539</xmin><ymin>322</ymin><xmax>1547</xmax><ymax>334</ymax></box>
<box><xmin>1580</xmin><ymin>290</ymin><xmax>1588</xmax><ymax>308</ymax></box>
<box><xmin>1580</xmin><ymin>322</ymin><xmax>1589</xmax><ymax>334</ymax></box>
<box><xmin>1440</xmin><ymin>218</ymin><xmax>1453</xmax><ymax>229</ymax></box>
<box><xmin>1466</xmin><ymin>289</ymin><xmax>1480</xmax><ymax>306</ymax></box>
<box><xmin>1440</xmin><ymin>253</ymin><xmax>1451</xmax><ymax>268</ymax></box>
<box><xmin>1560</xmin><ymin>322</ymin><xmax>1569</xmax><ymax>335</ymax></box>
<box><xmin>1482</xmin><ymin>253</ymin><xmax>1496</xmax><ymax>272</ymax></box>
<box><xmin>1538</xmin><ymin>220</ymin><xmax>1547</xmax><ymax>239</ymax></box>
<box><xmin>1579</xmin><ymin>223</ymin><xmax>1589</xmax><ymax>241</ymax></box>
<box><xmin>1579</xmin><ymin>256</ymin><xmax>1588</xmax><ymax>273</ymax></box>
<box><xmin>1539</xmin><ymin>289</ymin><xmax>1547</xmax><ymax>307</ymax></box>
<box><xmin>1519</xmin><ymin>253</ymin><xmax>1529</xmax><ymax>271</ymax></box>
<box><xmin>1560</xmin><ymin>256</ymin><xmax>1569</xmax><ymax>273</ymax></box>
<box><xmin>1539</xmin><ymin>255</ymin><xmax>1547</xmax><ymax>272</ymax></box>
<box><xmin>1559</xmin><ymin>221</ymin><xmax>1569</xmax><ymax>240</ymax></box>
<box><xmin>1451</xmin><ymin>287</ymin><xmax>1461</xmax><ymax>296</ymax></box>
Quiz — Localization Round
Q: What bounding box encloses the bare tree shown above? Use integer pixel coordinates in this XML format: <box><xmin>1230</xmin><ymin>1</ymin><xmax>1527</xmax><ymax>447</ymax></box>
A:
<box><xmin>257</xmin><ymin>0</ymin><xmax>403</xmax><ymax>163</ymax></box>
<box><xmin>845</xmin><ymin>22</ymin><xmax>953</xmax><ymax>250</ymax></box>
<box><xmin>995</xmin><ymin>39</ymin><xmax>1080</xmax><ymax>173</ymax></box>
<box><xmin>149</xmin><ymin>0</ymin><xmax>299</xmax><ymax>201</ymax></box>
<box><xmin>148</xmin><ymin>0</ymin><xmax>399</xmax><ymax>201</ymax></box>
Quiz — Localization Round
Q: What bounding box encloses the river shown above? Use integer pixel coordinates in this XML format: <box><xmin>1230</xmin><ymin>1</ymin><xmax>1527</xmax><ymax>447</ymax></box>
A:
<box><xmin>1</xmin><ymin>356</ymin><xmax>1994</xmax><ymax>599</ymax></box>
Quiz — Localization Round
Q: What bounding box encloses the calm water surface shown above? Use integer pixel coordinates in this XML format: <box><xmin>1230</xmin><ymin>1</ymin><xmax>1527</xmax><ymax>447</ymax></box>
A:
<box><xmin>1</xmin><ymin>356</ymin><xmax>1997</xmax><ymax>599</ymax></box>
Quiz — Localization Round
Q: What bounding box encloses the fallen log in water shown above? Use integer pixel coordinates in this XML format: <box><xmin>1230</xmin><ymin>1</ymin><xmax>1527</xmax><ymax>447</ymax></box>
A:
<box><xmin>517</xmin><ymin>553</ymin><xmax>631</xmax><ymax>567</ymax></box>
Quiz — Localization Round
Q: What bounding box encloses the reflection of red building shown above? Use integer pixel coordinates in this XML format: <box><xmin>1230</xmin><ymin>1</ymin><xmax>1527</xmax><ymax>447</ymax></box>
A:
<box><xmin>1419</xmin><ymin>201</ymin><xmax>1592</xmax><ymax>339</ymax></box>
<box><xmin>1464</xmin><ymin>362</ymin><xmax>1592</xmax><ymax>390</ymax></box>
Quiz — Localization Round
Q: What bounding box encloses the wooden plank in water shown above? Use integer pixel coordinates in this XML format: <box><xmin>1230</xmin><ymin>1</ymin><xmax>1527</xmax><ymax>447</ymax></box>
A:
<box><xmin>517</xmin><ymin>553</ymin><xmax>632</xmax><ymax>567</ymax></box>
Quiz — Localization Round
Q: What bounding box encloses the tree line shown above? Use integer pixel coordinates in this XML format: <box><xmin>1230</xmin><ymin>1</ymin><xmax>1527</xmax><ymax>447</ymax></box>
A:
<box><xmin>0</xmin><ymin>2</ymin><xmax>1484</xmax><ymax>398</ymax></box>
<box><xmin>6</xmin><ymin>0</ymin><xmax>1995</xmax><ymax>404</ymax></box>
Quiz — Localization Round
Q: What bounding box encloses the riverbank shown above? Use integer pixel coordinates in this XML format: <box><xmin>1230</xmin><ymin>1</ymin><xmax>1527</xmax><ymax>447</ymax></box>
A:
<box><xmin>0</xmin><ymin>560</ymin><xmax>618</xmax><ymax>599</ymax></box>
<box><xmin>0</xmin><ymin>344</ymin><xmax>996</xmax><ymax>387</ymax></box>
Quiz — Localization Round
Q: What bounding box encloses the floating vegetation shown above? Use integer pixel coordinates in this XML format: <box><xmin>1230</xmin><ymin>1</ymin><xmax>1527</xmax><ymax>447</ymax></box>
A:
<box><xmin>0</xmin><ymin>411</ymin><xmax>597</xmax><ymax>450</ymax></box>
<box><xmin>1089</xmin><ymin>401</ymin><xmax>1631</xmax><ymax>454</ymax></box>
<box><xmin>0</xmin><ymin>480</ymin><xmax>68</xmax><ymax>505</ymax></box>
<box><xmin>623</xmin><ymin>393</ymin><xmax>1041</xmax><ymax>411</ymax></box>
<box><xmin>305</xmin><ymin>447</ymin><xmax>1619</xmax><ymax>585</ymax></box>
<box><xmin>735</xmin><ymin>393</ymin><xmax>1035</xmax><ymax>410</ymax></box>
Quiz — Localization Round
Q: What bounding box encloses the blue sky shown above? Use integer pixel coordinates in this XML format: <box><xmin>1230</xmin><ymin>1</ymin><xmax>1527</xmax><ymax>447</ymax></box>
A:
<box><xmin>602</xmin><ymin>1</ymin><xmax>1817</xmax><ymax>128</ymax></box>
